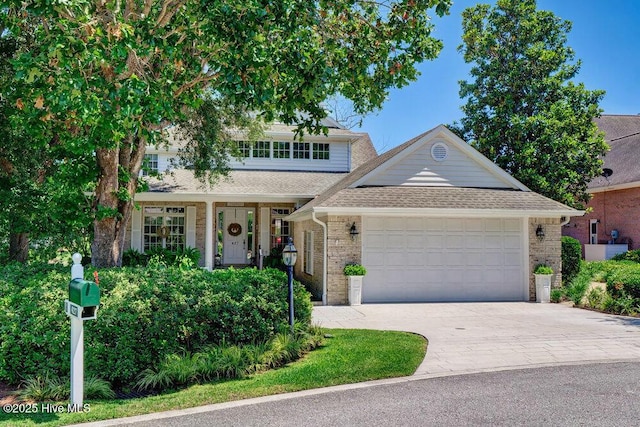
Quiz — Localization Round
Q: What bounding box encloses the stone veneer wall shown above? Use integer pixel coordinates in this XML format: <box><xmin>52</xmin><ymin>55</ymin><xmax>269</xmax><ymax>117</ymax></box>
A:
<box><xmin>529</xmin><ymin>217</ymin><xmax>562</xmax><ymax>301</ymax></box>
<box><xmin>325</xmin><ymin>215</ymin><xmax>362</xmax><ymax>305</ymax></box>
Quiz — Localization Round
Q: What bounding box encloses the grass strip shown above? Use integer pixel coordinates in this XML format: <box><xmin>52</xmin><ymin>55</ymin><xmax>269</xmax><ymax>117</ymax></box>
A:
<box><xmin>0</xmin><ymin>329</ymin><xmax>426</xmax><ymax>427</ymax></box>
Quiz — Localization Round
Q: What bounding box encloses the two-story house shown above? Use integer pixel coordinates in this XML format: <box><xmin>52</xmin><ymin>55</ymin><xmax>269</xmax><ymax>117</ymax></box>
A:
<box><xmin>126</xmin><ymin>122</ymin><xmax>581</xmax><ymax>304</ymax></box>
<box><xmin>125</xmin><ymin>117</ymin><xmax>377</xmax><ymax>272</ymax></box>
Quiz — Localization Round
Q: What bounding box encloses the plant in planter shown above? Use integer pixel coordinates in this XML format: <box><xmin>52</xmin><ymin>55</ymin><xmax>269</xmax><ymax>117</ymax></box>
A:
<box><xmin>534</xmin><ymin>264</ymin><xmax>554</xmax><ymax>275</ymax></box>
<box><xmin>343</xmin><ymin>264</ymin><xmax>367</xmax><ymax>276</ymax></box>
<box><xmin>534</xmin><ymin>264</ymin><xmax>554</xmax><ymax>303</ymax></box>
<box><xmin>344</xmin><ymin>264</ymin><xmax>367</xmax><ymax>305</ymax></box>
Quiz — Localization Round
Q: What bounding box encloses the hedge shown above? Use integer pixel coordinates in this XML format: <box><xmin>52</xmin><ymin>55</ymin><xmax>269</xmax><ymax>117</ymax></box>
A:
<box><xmin>605</xmin><ymin>262</ymin><xmax>640</xmax><ymax>299</ymax></box>
<box><xmin>561</xmin><ymin>236</ymin><xmax>582</xmax><ymax>285</ymax></box>
<box><xmin>0</xmin><ymin>263</ymin><xmax>312</xmax><ymax>386</ymax></box>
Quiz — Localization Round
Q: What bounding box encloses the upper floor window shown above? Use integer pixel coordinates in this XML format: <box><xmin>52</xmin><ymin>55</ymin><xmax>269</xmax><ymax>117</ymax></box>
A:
<box><xmin>293</xmin><ymin>142</ymin><xmax>310</xmax><ymax>159</ymax></box>
<box><xmin>237</xmin><ymin>141</ymin><xmax>251</xmax><ymax>158</ymax></box>
<box><xmin>142</xmin><ymin>154</ymin><xmax>158</xmax><ymax>176</ymax></box>
<box><xmin>273</xmin><ymin>141</ymin><xmax>291</xmax><ymax>159</ymax></box>
<box><xmin>313</xmin><ymin>143</ymin><xmax>330</xmax><ymax>160</ymax></box>
<box><xmin>254</xmin><ymin>141</ymin><xmax>270</xmax><ymax>158</ymax></box>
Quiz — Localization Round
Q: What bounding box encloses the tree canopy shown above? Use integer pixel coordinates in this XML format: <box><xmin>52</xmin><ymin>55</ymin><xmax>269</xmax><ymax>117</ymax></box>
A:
<box><xmin>453</xmin><ymin>0</ymin><xmax>607</xmax><ymax>208</ymax></box>
<box><xmin>0</xmin><ymin>13</ymin><xmax>94</xmax><ymax>262</ymax></box>
<box><xmin>1</xmin><ymin>0</ymin><xmax>452</xmax><ymax>266</ymax></box>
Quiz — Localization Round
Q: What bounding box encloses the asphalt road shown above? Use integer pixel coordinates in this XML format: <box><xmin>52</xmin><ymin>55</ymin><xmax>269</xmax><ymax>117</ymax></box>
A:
<box><xmin>118</xmin><ymin>362</ymin><xmax>640</xmax><ymax>427</ymax></box>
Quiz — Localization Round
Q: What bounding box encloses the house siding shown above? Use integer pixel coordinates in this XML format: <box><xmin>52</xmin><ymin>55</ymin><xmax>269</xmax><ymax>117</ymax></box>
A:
<box><xmin>563</xmin><ymin>188</ymin><xmax>639</xmax><ymax>251</ymax></box>
<box><xmin>363</xmin><ymin>139</ymin><xmax>511</xmax><ymax>188</ymax></box>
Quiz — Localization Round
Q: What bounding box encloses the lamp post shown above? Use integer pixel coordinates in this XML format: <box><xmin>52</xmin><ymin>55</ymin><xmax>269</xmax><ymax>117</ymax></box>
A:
<box><xmin>281</xmin><ymin>237</ymin><xmax>298</xmax><ymax>334</ymax></box>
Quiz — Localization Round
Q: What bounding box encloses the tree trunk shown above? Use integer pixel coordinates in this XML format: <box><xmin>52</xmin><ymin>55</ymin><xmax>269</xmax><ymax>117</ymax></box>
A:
<box><xmin>91</xmin><ymin>136</ymin><xmax>145</xmax><ymax>267</ymax></box>
<box><xmin>9</xmin><ymin>232</ymin><xmax>29</xmax><ymax>263</ymax></box>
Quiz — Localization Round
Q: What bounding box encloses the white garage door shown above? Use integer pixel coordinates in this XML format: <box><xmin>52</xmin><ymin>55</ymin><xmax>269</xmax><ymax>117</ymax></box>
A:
<box><xmin>362</xmin><ymin>217</ymin><xmax>525</xmax><ymax>302</ymax></box>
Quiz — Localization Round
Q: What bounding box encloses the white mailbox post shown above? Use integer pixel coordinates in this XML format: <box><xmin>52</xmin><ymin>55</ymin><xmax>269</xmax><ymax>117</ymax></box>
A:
<box><xmin>65</xmin><ymin>253</ymin><xmax>100</xmax><ymax>407</ymax></box>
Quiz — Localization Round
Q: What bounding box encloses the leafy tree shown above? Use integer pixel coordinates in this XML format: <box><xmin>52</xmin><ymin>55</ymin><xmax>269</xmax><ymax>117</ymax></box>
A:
<box><xmin>453</xmin><ymin>0</ymin><xmax>607</xmax><ymax>208</ymax></box>
<box><xmin>2</xmin><ymin>0</ymin><xmax>451</xmax><ymax>267</ymax></box>
<box><xmin>0</xmin><ymin>14</ymin><xmax>93</xmax><ymax>262</ymax></box>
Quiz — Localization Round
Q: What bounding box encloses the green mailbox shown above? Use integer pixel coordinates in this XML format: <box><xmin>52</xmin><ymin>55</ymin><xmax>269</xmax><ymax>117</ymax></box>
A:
<box><xmin>69</xmin><ymin>279</ymin><xmax>100</xmax><ymax>307</ymax></box>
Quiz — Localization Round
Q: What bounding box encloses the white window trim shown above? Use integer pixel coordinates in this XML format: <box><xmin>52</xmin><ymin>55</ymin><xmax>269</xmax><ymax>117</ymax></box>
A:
<box><xmin>590</xmin><ymin>219</ymin><xmax>598</xmax><ymax>244</ymax></box>
<box><xmin>304</xmin><ymin>230</ymin><xmax>314</xmax><ymax>275</ymax></box>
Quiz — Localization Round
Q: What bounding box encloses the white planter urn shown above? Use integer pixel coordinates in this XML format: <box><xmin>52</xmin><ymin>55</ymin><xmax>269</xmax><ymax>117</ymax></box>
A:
<box><xmin>534</xmin><ymin>274</ymin><xmax>552</xmax><ymax>303</ymax></box>
<box><xmin>347</xmin><ymin>276</ymin><xmax>364</xmax><ymax>306</ymax></box>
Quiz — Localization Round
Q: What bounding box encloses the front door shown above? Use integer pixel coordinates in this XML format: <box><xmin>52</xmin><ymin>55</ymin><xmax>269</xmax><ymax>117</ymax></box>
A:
<box><xmin>222</xmin><ymin>208</ymin><xmax>249</xmax><ymax>265</ymax></box>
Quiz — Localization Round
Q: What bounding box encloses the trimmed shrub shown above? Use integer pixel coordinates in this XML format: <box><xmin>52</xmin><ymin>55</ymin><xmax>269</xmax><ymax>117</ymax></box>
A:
<box><xmin>0</xmin><ymin>263</ymin><xmax>312</xmax><ymax>386</ymax></box>
<box><xmin>606</xmin><ymin>263</ymin><xmax>640</xmax><ymax>299</ymax></box>
<box><xmin>561</xmin><ymin>236</ymin><xmax>582</xmax><ymax>285</ymax></box>
<box><xmin>611</xmin><ymin>249</ymin><xmax>640</xmax><ymax>263</ymax></box>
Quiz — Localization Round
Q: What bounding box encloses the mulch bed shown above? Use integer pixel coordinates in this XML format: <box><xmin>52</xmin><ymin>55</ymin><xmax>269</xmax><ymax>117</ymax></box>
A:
<box><xmin>0</xmin><ymin>381</ymin><xmax>20</xmax><ymax>405</ymax></box>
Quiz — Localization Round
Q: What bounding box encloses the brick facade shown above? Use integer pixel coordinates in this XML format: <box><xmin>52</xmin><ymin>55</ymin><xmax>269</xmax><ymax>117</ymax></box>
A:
<box><xmin>563</xmin><ymin>188</ymin><xmax>639</xmax><ymax>251</ymax></box>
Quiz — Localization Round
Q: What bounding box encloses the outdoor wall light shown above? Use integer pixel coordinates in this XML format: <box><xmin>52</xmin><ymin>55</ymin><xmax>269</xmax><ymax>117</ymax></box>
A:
<box><xmin>536</xmin><ymin>224</ymin><xmax>545</xmax><ymax>242</ymax></box>
<box><xmin>349</xmin><ymin>222</ymin><xmax>359</xmax><ymax>241</ymax></box>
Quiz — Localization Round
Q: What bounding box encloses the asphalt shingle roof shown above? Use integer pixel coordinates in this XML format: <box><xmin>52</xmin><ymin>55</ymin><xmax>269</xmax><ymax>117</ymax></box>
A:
<box><xmin>313</xmin><ymin>186</ymin><xmax>575</xmax><ymax>211</ymax></box>
<box><xmin>147</xmin><ymin>169</ymin><xmax>348</xmax><ymax>197</ymax></box>
<box><xmin>590</xmin><ymin>115</ymin><xmax>640</xmax><ymax>189</ymax></box>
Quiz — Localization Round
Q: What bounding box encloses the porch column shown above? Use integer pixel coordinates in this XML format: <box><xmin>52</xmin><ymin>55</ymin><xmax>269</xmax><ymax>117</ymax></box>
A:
<box><xmin>205</xmin><ymin>200</ymin><xmax>214</xmax><ymax>270</ymax></box>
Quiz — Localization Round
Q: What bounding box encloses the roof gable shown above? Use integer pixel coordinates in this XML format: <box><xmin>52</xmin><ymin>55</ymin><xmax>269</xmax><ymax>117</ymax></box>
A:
<box><xmin>351</xmin><ymin>125</ymin><xmax>528</xmax><ymax>190</ymax></box>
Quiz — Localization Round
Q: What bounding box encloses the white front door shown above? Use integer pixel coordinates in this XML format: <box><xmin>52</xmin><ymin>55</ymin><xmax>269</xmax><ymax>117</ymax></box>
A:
<box><xmin>222</xmin><ymin>208</ymin><xmax>249</xmax><ymax>265</ymax></box>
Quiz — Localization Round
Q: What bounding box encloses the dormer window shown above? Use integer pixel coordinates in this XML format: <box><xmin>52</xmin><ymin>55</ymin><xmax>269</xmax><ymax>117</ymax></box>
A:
<box><xmin>313</xmin><ymin>143</ymin><xmax>330</xmax><ymax>160</ymax></box>
<box><xmin>293</xmin><ymin>142</ymin><xmax>310</xmax><ymax>159</ymax></box>
<box><xmin>253</xmin><ymin>141</ymin><xmax>270</xmax><ymax>158</ymax></box>
<box><xmin>273</xmin><ymin>141</ymin><xmax>291</xmax><ymax>159</ymax></box>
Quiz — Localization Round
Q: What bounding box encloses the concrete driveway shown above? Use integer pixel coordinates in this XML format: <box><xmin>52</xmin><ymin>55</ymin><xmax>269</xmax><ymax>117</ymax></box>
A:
<box><xmin>312</xmin><ymin>302</ymin><xmax>640</xmax><ymax>377</ymax></box>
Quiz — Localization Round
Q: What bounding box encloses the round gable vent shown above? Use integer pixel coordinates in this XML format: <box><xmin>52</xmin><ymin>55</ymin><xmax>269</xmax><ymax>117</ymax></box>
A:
<box><xmin>431</xmin><ymin>142</ymin><xmax>449</xmax><ymax>162</ymax></box>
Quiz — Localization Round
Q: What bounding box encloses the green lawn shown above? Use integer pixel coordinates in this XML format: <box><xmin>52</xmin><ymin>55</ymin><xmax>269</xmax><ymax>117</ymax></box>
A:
<box><xmin>0</xmin><ymin>329</ymin><xmax>427</xmax><ymax>427</ymax></box>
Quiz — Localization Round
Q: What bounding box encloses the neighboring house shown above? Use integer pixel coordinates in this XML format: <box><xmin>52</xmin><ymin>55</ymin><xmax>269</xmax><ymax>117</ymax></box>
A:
<box><xmin>562</xmin><ymin>115</ymin><xmax>640</xmax><ymax>260</ymax></box>
<box><xmin>126</xmin><ymin>122</ymin><xmax>581</xmax><ymax>304</ymax></box>
<box><xmin>125</xmin><ymin>118</ymin><xmax>377</xmax><ymax>271</ymax></box>
<box><xmin>288</xmin><ymin>125</ymin><xmax>581</xmax><ymax>304</ymax></box>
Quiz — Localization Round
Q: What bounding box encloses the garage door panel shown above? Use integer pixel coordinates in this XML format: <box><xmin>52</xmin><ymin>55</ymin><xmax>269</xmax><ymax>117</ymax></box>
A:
<box><xmin>446</xmin><ymin>219</ymin><xmax>465</xmax><ymax>232</ymax></box>
<box><xmin>485</xmin><ymin>236</ymin><xmax>504</xmax><ymax>249</ymax></box>
<box><xmin>406</xmin><ymin>235</ymin><xmax>423</xmax><ymax>249</ymax></box>
<box><xmin>425</xmin><ymin>235</ymin><xmax>444</xmax><ymax>249</ymax></box>
<box><xmin>363</xmin><ymin>216</ymin><xmax>524</xmax><ymax>303</ymax></box>
<box><xmin>426</xmin><ymin>218</ymin><xmax>445</xmax><ymax>231</ymax></box>
<box><xmin>425</xmin><ymin>253</ymin><xmax>443</xmax><ymax>266</ymax></box>
<box><xmin>405</xmin><ymin>217</ymin><xmax>423</xmax><ymax>231</ymax></box>
<box><xmin>504</xmin><ymin>235</ymin><xmax>521</xmax><ymax>249</ymax></box>
<box><xmin>466</xmin><ymin>252</ymin><xmax>485</xmax><ymax>266</ymax></box>
<box><xmin>446</xmin><ymin>235</ymin><xmax>464</xmax><ymax>249</ymax></box>
<box><xmin>366</xmin><ymin>233</ymin><xmax>385</xmax><ymax>249</ymax></box>
<box><xmin>406</xmin><ymin>252</ymin><xmax>425</xmax><ymax>266</ymax></box>
<box><xmin>465</xmin><ymin>235</ymin><xmax>484</xmax><ymax>249</ymax></box>
<box><xmin>446</xmin><ymin>252</ymin><xmax>465</xmax><ymax>266</ymax></box>
<box><xmin>385</xmin><ymin>217</ymin><xmax>405</xmax><ymax>231</ymax></box>
<box><xmin>386</xmin><ymin>251</ymin><xmax>405</xmax><ymax>266</ymax></box>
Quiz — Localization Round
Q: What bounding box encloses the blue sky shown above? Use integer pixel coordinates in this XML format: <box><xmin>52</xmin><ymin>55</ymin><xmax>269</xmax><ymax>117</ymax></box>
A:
<box><xmin>355</xmin><ymin>0</ymin><xmax>640</xmax><ymax>153</ymax></box>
